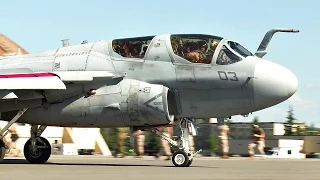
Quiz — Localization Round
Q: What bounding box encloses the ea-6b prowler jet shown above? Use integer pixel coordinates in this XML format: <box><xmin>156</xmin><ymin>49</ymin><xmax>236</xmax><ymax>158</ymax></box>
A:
<box><xmin>0</xmin><ymin>28</ymin><xmax>299</xmax><ymax>167</ymax></box>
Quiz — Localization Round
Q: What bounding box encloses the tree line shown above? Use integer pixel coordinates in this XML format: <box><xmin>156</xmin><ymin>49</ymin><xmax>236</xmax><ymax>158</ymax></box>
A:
<box><xmin>252</xmin><ymin>106</ymin><xmax>320</xmax><ymax>135</ymax></box>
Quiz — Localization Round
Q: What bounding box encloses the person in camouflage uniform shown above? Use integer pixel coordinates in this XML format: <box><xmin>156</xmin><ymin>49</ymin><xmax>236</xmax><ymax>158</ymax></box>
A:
<box><xmin>132</xmin><ymin>129</ymin><xmax>145</xmax><ymax>158</ymax></box>
<box><xmin>156</xmin><ymin>126</ymin><xmax>173</xmax><ymax>160</ymax></box>
<box><xmin>248</xmin><ymin>124</ymin><xmax>265</xmax><ymax>159</ymax></box>
<box><xmin>218</xmin><ymin>122</ymin><xmax>230</xmax><ymax>159</ymax></box>
<box><xmin>114</xmin><ymin>127</ymin><xmax>128</xmax><ymax>158</ymax></box>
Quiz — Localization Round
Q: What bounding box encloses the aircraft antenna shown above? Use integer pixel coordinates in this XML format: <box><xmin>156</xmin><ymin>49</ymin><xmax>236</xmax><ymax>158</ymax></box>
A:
<box><xmin>61</xmin><ymin>39</ymin><xmax>70</xmax><ymax>47</ymax></box>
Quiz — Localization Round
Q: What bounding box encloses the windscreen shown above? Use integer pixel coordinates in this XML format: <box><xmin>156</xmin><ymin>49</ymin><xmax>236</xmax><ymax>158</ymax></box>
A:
<box><xmin>216</xmin><ymin>45</ymin><xmax>242</xmax><ymax>65</ymax></box>
<box><xmin>227</xmin><ymin>41</ymin><xmax>253</xmax><ymax>57</ymax></box>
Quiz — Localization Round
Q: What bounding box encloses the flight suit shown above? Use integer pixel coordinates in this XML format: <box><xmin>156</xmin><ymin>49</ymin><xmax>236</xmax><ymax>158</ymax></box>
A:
<box><xmin>114</xmin><ymin>127</ymin><xmax>128</xmax><ymax>158</ymax></box>
<box><xmin>132</xmin><ymin>130</ymin><xmax>145</xmax><ymax>157</ymax></box>
<box><xmin>218</xmin><ymin>124</ymin><xmax>230</xmax><ymax>158</ymax></box>
<box><xmin>248</xmin><ymin>127</ymin><xmax>265</xmax><ymax>158</ymax></box>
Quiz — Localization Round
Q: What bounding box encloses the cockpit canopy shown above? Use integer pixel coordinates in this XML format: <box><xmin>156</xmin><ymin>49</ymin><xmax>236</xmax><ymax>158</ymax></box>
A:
<box><xmin>216</xmin><ymin>41</ymin><xmax>254</xmax><ymax>65</ymax></box>
<box><xmin>110</xmin><ymin>34</ymin><xmax>254</xmax><ymax>65</ymax></box>
<box><xmin>170</xmin><ymin>34</ymin><xmax>223</xmax><ymax>64</ymax></box>
<box><xmin>112</xmin><ymin>36</ymin><xmax>155</xmax><ymax>58</ymax></box>
<box><xmin>170</xmin><ymin>34</ymin><xmax>254</xmax><ymax>65</ymax></box>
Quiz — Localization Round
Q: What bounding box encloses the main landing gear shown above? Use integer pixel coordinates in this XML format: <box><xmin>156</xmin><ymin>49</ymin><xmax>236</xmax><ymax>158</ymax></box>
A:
<box><xmin>149</xmin><ymin>118</ymin><xmax>201</xmax><ymax>167</ymax></box>
<box><xmin>0</xmin><ymin>109</ymin><xmax>51</xmax><ymax>164</ymax></box>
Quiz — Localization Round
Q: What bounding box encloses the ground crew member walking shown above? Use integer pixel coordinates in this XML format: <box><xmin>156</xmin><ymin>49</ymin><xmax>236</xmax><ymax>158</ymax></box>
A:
<box><xmin>187</xmin><ymin>118</ymin><xmax>197</xmax><ymax>152</ymax></box>
<box><xmin>218</xmin><ymin>122</ymin><xmax>230</xmax><ymax>159</ymax></box>
<box><xmin>157</xmin><ymin>126</ymin><xmax>173</xmax><ymax>160</ymax></box>
<box><xmin>114</xmin><ymin>127</ymin><xmax>128</xmax><ymax>158</ymax></box>
<box><xmin>248</xmin><ymin>125</ymin><xmax>265</xmax><ymax>159</ymax></box>
<box><xmin>132</xmin><ymin>129</ymin><xmax>145</xmax><ymax>158</ymax></box>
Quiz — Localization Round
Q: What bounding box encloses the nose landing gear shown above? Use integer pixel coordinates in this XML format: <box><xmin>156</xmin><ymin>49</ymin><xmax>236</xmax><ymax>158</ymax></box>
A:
<box><xmin>149</xmin><ymin>118</ymin><xmax>201</xmax><ymax>167</ymax></box>
<box><xmin>23</xmin><ymin>125</ymin><xmax>51</xmax><ymax>164</ymax></box>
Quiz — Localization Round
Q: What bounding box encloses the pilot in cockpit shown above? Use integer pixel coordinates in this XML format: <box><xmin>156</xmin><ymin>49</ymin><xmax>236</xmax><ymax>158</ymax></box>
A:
<box><xmin>172</xmin><ymin>39</ymin><xmax>184</xmax><ymax>57</ymax></box>
<box><xmin>188</xmin><ymin>43</ymin><xmax>207</xmax><ymax>63</ymax></box>
<box><xmin>207</xmin><ymin>40</ymin><xmax>219</xmax><ymax>58</ymax></box>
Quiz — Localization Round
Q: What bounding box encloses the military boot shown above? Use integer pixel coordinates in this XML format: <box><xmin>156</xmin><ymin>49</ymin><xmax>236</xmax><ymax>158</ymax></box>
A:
<box><xmin>222</xmin><ymin>153</ymin><xmax>229</xmax><ymax>159</ymax></box>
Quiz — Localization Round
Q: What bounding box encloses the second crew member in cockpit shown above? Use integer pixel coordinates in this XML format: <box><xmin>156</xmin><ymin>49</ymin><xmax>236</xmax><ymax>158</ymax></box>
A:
<box><xmin>188</xmin><ymin>43</ymin><xmax>207</xmax><ymax>63</ymax></box>
<box><xmin>207</xmin><ymin>40</ymin><xmax>219</xmax><ymax>59</ymax></box>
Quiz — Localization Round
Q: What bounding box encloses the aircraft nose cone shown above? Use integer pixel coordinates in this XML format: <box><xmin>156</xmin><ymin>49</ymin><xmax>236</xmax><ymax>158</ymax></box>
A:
<box><xmin>253</xmin><ymin>60</ymin><xmax>298</xmax><ymax>110</ymax></box>
<box><xmin>287</xmin><ymin>70</ymin><xmax>298</xmax><ymax>97</ymax></box>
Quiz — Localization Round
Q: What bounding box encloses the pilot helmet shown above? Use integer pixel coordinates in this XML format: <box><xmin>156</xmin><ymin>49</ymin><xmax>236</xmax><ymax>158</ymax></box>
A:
<box><xmin>211</xmin><ymin>40</ymin><xmax>219</xmax><ymax>48</ymax></box>
<box><xmin>200</xmin><ymin>43</ymin><xmax>207</xmax><ymax>49</ymax></box>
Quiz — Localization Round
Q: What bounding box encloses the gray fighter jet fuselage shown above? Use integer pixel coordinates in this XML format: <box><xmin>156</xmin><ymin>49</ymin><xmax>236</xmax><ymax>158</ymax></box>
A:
<box><xmin>0</xmin><ymin>28</ymin><xmax>299</xmax><ymax>166</ymax></box>
<box><xmin>0</xmin><ymin>29</ymin><xmax>299</xmax><ymax>129</ymax></box>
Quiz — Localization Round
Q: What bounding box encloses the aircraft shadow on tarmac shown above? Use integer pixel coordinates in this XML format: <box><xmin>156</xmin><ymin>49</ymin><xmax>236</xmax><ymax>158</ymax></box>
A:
<box><xmin>0</xmin><ymin>159</ymin><xmax>217</xmax><ymax>168</ymax></box>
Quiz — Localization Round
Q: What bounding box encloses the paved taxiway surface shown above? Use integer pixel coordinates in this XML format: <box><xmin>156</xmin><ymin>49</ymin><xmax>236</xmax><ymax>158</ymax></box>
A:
<box><xmin>1</xmin><ymin>156</ymin><xmax>319</xmax><ymax>180</ymax></box>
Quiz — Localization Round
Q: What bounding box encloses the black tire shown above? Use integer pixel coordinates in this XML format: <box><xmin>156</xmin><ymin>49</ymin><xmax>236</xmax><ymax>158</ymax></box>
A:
<box><xmin>24</xmin><ymin>137</ymin><xmax>51</xmax><ymax>164</ymax></box>
<box><xmin>172</xmin><ymin>150</ymin><xmax>190</xmax><ymax>167</ymax></box>
<box><xmin>0</xmin><ymin>147</ymin><xmax>5</xmax><ymax>161</ymax></box>
<box><xmin>0</xmin><ymin>140</ymin><xmax>6</xmax><ymax>160</ymax></box>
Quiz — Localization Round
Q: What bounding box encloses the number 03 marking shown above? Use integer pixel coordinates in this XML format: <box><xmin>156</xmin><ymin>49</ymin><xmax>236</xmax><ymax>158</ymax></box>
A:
<box><xmin>218</xmin><ymin>71</ymin><xmax>239</xmax><ymax>81</ymax></box>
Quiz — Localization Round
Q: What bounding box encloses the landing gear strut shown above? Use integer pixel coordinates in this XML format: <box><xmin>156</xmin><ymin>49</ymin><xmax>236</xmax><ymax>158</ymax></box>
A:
<box><xmin>24</xmin><ymin>125</ymin><xmax>51</xmax><ymax>164</ymax></box>
<box><xmin>0</xmin><ymin>109</ymin><xmax>28</xmax><ymax>161</ymax></box>
<box><xmin>149</xmin><ymin>118</ymin><xmax>201</xmax><ymax>167</ymax></box>
<box><xmin>0</xmin><ymin>108</ymin><xmax>51</xmax><ymax>164</ymax></box>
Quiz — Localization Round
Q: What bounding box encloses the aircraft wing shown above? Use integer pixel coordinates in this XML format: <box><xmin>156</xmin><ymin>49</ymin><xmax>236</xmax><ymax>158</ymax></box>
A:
<box><xmin>0</xmin><ymin>68</ymin><xmax>66</xmax><ymax>100</ymax></box>
<box><xmin>53</xmin><ymin>71</ymin><xmax>125</xmax><ymax>83</ymax></box>
<box><xmin>0</xmin><ymin>68</ymin><xmax>125</xmax><ymax>101</ymax></box>
<box><xmin>0</xmin><ymin>72</ymin><xmax>66</xmax><ymax>90</ymax></box>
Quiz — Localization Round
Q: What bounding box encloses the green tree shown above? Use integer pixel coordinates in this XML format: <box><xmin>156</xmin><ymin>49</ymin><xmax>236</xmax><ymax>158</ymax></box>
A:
<box><xmin>144</xmin><ymin>132</ymin><xmax>161</xmax><ymax>154</ymax></box>
<box><xmin>252</xmin><ymin>116</ymin><xmax>259</xmax><ymax>125</ymax></box>
<box><xmin>286</xmin><ymin>106</ymin><xmax>296</xmax><ymax>125</ymax></box>
<box><xmin>225</xmin><ymin>118</ymin><xmax>232</xmax><ymax>125</ymax></box>
<box><xmin>285</xmin><ymin>106</ymin><xmax>296</xmax><ymax>135</ymax></box>
<box><xmin>208</xmin><ymin>135</ymin><xmax>219</xmax><ymax>155</ymax></box>
<box><xmin>306</xmin><ymin>123</ymin><xmax>319</xmax><ymax>135</ymax></box>
<box><xmin>100</xmin><ymin>128</ymin><xmax>117</xmax><ymax>151</ymax></box>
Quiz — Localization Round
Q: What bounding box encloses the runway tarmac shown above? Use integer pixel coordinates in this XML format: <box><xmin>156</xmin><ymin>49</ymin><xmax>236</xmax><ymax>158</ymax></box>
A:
<box><xmin>0</xmin><ymin>155</ymin><xmax>319</xmax><ymax>180</ymax></box>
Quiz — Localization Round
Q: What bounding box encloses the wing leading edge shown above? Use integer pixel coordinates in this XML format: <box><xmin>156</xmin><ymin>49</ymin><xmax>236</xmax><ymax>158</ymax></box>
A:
<box><xmin>53</xmin><ymin>71</ymin><xmax>124</xmax><ymax>83</ymax></box>
<box><xmin>0</xmin><ymin>72</ymin><xmax>66</xmax><ymax>90</ymax></box>
<box><xmin>0</xmin><ymin>69</ymin><xmax>125</xmax><ymax>101</ymax></box>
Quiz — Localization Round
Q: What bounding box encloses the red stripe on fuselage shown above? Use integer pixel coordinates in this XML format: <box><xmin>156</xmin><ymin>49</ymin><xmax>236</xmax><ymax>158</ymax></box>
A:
<box><xmin>0</xmin><ymin>73</ymin><xmax>55</xmax><ymax>78</ymax></box>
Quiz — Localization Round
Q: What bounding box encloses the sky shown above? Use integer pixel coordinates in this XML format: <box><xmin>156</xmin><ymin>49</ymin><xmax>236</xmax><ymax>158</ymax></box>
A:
<box><xmin>0</xmin><ymin>0</ymin><xmax>319</xmax><ymax>126</ymax></box>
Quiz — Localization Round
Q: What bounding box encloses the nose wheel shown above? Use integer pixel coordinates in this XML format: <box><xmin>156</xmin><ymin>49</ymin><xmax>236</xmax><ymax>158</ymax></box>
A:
<box><xmin>172</xmin><ymin>150</ymin><xmax>193</xmax><ymax>167</ymax></box>
<box><xmin>24</xmin><ymin>136</ymin><xmax>51</xmax><ymax>164</ymax></box>
<box><xmin>22</xmin><ymin>125</ymin><xmax>50</xmax><ymax>164</ymax></box>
